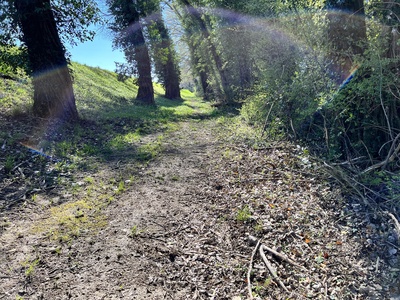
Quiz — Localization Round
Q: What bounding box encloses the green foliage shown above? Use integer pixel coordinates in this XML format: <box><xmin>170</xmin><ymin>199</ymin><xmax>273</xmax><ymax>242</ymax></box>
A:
<box><xmin>241</xmin><ymin>52</ymin><xmax>334</xmax><ymax>140</ymax></box>
<box><xmin>129</xmin><ymin>225</ymin><xmax>143</xmax><ymax>237</ymax></box>
<box><xmin>4</xmin><ymin>155</ymin><xmax>14</xmax><ymax>174</ymax></box>
<box><xmin>21</xmin><ymin>257</ymin><xmax>40</xmax><ymax>278</ymax></box>
<box><xmin>236</xmin><ymin>205</ymin><xmax>252</xmax><ymax>222</ymax></box>
<box><xmin>0</xmin><ymin>71</ymin><xmax>32</xmax><ymax>115</ymax></box>
<box><xmin>0</xmin><ymin>45</ymin><xmax>28</xmax><ymax>76</ymax></box>
<box><xmin>321</xmin><ymin>51</ymin><xmax>400</xmax><ymax>160</ymax></box>
<box><xmin>115</xmin><ymin>180</ymin><xmax>126</xmax><ymax>194</ymax></box>
<box><xmin>0</xmin><ymin>0</ymin><xmax>101</xmax><ymax>47</ymax></box>
<box><xmin>145</xmin><ymin>10</ymin><xmax>181</xmax><ymax>90</ymax></box>
<box><xmin>236</xmin><ymin>2</ymin><xmax>399</xmax><ymax>171</ymax></box>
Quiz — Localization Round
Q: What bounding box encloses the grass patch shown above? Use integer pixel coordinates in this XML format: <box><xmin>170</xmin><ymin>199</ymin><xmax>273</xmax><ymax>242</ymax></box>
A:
<box><xmin>32</xmin><ymin>197</ymin><xmax>108</xmax><ymax>242</ymax></box>
<box><xmin>0</xmin><ymin>76</ymin><xmax>32</xmax><ymax>116</ymax></box>
<box><xmin>236</xmin><ymin>205</ymin><xmax>252</xmax><ymax>222</ymax></box>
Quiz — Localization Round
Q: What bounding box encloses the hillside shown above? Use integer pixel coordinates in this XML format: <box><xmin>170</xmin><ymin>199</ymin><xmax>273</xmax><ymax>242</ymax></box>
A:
<box><xmin>0</xmin><ymin>64</ymin><xmax>399</xmax><ymax>299</ymax></box>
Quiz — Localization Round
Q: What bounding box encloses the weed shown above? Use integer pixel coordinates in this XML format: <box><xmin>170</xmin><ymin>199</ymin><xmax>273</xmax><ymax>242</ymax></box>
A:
<box><xmin>84</xmin><ymin>176</ymin><xmax>95</xmax><ymax>184</ymax></box>
<box><xmin>55</xmin><ymin>141</ymin><xmax>75</xmax><ymax>157</ymax></box>
<box><xmin>80</xmin><ymin>144</ymin><xmax>98</xmax><ymax>155</ymax></box>
<box><xmin>171</xmin><ymin>175</ymin><xmax>180</xmax><ymax>181</ymax></box>
<box><xmin>55</xmin><ymin>246</ymin><xmax>62</xmax><ymax>255</ymax></box>
<box><xmin>4</xmin><ymin>155</ymin><xmax>14</xmax><ymax>173</ymax></box>
<box><xmin>32</xmin><ymin>199</ymin><xmax>107</xmax><ymax>242</ymax></box>
<box><xmin>137</xmin><ymin>139</ymin><xmax>163</xmax><ymax>161</ymax></box>
<box><xmin>115</xmin><ymin>181</ymin><xmax>125</xmax><ymax>194</ymax></box>
<box><xmin>236</xmin><ymin>205</ymin><xmax>252</xmax><ymax>222</ymax></box>
<box><xmin>254</xmin><ymin>221</ymin><xmax>264</xmax><ymax>233</ymax></box>
<box><xmin>21</xmin><ymin>258</ymin><xmax>40</xmax><ymax>278</ymax></box>
<box><xmin>129</xmin><ymin>225</ymin><xmax>143</xmax><ymax>237</ymax></box>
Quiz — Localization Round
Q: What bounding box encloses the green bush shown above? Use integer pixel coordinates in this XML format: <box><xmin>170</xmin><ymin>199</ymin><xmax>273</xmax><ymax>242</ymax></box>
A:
<box><xmin>319</xmin><ymin>52</ymin><xmax>400</xmax><ymax>162</ymax></box>
<box><xmin>241</xmin><ymin>51</ymin><xmax>334</xmax><ymax>140</ymax></box>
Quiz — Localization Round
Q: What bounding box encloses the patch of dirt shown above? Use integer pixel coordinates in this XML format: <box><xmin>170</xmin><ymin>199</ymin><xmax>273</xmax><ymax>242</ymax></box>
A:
<box><xmin>0</xmin><ymin>118</ymin><xmax>399</xmax><ymax>299</ymax></box>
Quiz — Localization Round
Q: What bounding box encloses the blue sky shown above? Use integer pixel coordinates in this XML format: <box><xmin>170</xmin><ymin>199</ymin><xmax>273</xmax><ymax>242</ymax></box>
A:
<box><xmin>65</xmin><ymin>27</ymin><xmax>125</xmax><ymax>72</ymax></box>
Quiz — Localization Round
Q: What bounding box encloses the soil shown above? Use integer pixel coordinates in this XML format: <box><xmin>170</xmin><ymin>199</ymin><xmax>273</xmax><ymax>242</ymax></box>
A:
<box><xmin>0</xmin><ymin>117</ymin><xmax>399</xmax><ymax>299</ymax></box>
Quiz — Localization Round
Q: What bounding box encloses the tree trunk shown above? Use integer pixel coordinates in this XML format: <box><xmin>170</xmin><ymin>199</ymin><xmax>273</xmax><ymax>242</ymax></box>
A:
<box><xmin>15</xmin><ymin>0</ymin><xmax>79</xmax><ymax>121</ymax></box>
<box><xmin>170</xmin><ymin>2</ymin><xmax>212</xmax><ymax>100</ymax></box>
<box><xmin>179</xmin><ymin>0</ymin><xmax>231</xmax><ymax>101</ymax></box>
<box><xmin>131</xmin><ymin>21</ymin><xmax>155</xmax><ymax>104</ymax></box>
<box><xmin>187</xmin><ymin>34</ymin><xmax>214</xmax><ymax>100</ymax></box>
<box><xmin>151</xmin><ymin>11</ymin><xmax>181</xmax><ymax>99</ymax></box>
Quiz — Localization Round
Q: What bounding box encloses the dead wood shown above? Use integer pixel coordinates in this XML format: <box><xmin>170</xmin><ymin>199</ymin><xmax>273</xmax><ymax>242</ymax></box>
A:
<box><xmin>259</xmin><ymin>245</ymin><xmax>289</xmax><ymax>293</ymax></box>
<box><xmin>247</xmin><ymin>239</ymin><xmax>261</xmax><ymax>299</ymax></box>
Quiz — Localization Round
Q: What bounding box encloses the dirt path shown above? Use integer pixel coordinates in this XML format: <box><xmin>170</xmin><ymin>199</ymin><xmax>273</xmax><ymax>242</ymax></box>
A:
<box><xmin>0</xmin><ymin>119</ymin><xmax>247</xmax><ymax>299</ymax></box>
<box><xmin>1</xmin><ymin>117</ymin><xmax>399</xmax><ymax>299</ymax></box>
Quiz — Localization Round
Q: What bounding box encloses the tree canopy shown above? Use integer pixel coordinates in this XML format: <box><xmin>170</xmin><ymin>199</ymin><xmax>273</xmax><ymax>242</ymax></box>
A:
<box><xmin>0</xmin><ymin>0</ymin><xmax>101</xmax><ymax>120</ymax></box>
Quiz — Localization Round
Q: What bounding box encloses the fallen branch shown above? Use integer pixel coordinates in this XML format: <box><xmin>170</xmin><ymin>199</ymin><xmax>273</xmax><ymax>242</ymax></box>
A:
<box><xmin>361</xmin><ymin>132</ymin><xmax>400</xmax><ymax>174</ymax></box>
<box><xmin>259</xmin><ymin>245</ymin><xmax>289</xmax><ymax>293</ymax></box>
<box><xmin>247</xmin><ymin>240</ymin><xmax>261</xmax><ymax>300</ymax></box>
<box><xmin>386</xmin><ymin>211</ymin><xmax>400</xmax><ymax>240</ymax></box>
<box><xmin>261</xmin><ymin>245</ymin><xmax>308</xmax><ymax>272</ymax></box>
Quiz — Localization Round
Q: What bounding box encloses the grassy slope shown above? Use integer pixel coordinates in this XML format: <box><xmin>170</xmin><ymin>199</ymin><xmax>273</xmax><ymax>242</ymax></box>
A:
<box><xmin>71</xmin><ymin>62</ymin><xmax>212</xmax><ymax>121</ymax></box>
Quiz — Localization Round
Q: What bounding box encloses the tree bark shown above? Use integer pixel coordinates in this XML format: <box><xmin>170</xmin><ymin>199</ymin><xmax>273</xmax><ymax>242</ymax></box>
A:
<box><xmin>152</xmin><ymin>11</ymin><xmax>181</xmax><ymax>99</ymax></box>
<box><xmin>179</xmin><ymin>0</ymin><xmax>231</xmax><ymax>101</ymax></box>
<box><xmin>130</xmin><ymin>21</ymin><xmax>155</xmax><ymax>104</ymax></box>
<box><xmin>15</xmin><ymin>0</ymin><xmax>79</xmax><ymax>121</ymax></box>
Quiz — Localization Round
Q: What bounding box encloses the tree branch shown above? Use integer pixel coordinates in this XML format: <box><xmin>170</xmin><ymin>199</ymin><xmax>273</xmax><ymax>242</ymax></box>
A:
<box><xmin>247</xmin><ymin>240</ymin><xmax>261</xmax><ymax>300</ymax></box>
<box><xmin>259</xmin><ymin>245</ymin><xmax>289</xmax><ymax>292</ymax></box>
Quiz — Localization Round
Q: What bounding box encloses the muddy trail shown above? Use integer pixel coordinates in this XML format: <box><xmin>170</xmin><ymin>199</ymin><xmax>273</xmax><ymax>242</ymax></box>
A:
<box><xmin>1</xmin><ymin>117</ymin><xmax>399</xmax><ymax>300</ymax></box>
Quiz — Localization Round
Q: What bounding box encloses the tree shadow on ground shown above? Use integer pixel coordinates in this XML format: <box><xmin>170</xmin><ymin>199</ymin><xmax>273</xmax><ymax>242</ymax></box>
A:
<box><xmin>0</xmin><ymin>94</ymin><xmax>235</xmax><ymax>213</ymax></box>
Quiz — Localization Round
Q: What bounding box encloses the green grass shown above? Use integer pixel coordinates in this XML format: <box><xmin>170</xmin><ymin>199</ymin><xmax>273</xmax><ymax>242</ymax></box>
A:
<box><xmin>0</xmin><ymin>63</ymin><xmax>218</xmax><ymax>168</ymax></box>
<box><xmin>0</xmin><ymin>76</ymin><xmax>32</xmax><ymax>116</ymax></box>
<box><xmin>71</xmin><ymin>62</ymin><xmax>215</xmax><ymax>121</ymax></box>
<box><xmin>0</xmin><ymin>62</ymin><xmax>217</xmax><ymax>164</ymax></box>
<box><xmin>236</xmin><ymin>205</ymin><xmax>252</xmax><ymax>222</ymax></box>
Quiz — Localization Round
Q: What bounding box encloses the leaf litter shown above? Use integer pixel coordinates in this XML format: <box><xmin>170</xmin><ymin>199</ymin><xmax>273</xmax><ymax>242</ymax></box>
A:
<box><xmin>0</xmin><ymin>117</ymin><xmax>399</xmax><ymax>299</ymax></box>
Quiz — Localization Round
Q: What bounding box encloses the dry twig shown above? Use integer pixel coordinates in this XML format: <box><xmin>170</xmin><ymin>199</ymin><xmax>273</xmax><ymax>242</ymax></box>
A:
<box><xmin>261</xmin><ymin>244</ymin><xmax>308</xmax><ymax>272</ymax></box>
<box><xmin>361</xmin><ymin>132</ymin><xmax>400</xmax><ymax>174</ymax></box>
<box><xmin>386</xmin><ymin>211</ymin><xmax>400</xmax><ymax>239</ymax></box>
<box><xmin>259</xmin><ymin>245</ymin><xmax>289</xmax><ymax>293</ymax></box>
<box><xmin>247</xmin><ymin>239</ymin><xmax>261</xmax><ymax>300</ymax></box>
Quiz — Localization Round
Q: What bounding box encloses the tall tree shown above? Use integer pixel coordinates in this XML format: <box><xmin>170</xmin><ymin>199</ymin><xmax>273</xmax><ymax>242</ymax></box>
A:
<box><xmin>1</xmin><ymin>0</ymin><xmax>100</xmax><ymax>120</ymax></box>
<box><xmin>169</xmin><ymin>2</ymin><xmax>213</xmax><ymax>99</ymax></box>
<box><xmin>146</xmin><ymin>7</ymin><xmax>181</xmax><ymax>99</ymax></box>
<box><xmin>176</xmin><ymin>0</ymin><xmax>231</xmax><ymax>101</ymax></box>
<box><xmin>108</xmin><ymin>0</ymin><xmax>155</xmax><ymax>105</ymax></box>
<box><xmin>14</xmin><ymin>0</ymin><xmax>78</xmax><ymax>120</ymax></box>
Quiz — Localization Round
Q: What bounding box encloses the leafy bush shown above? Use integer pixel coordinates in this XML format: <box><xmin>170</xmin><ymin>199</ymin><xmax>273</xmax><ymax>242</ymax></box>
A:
<box><xmin>0</xmin><ymin>45</ymin><xmax>29</xmax><ymax>77</ymax></box>
<box><xmin>241</xmin><ymin>51</ymin><xmax>334</xmax><ymax>140</ymax></box>
<box><xmin>315</xmin><ymin>51</ymin><xmax>400</xmax><ymax>163</ymax></box>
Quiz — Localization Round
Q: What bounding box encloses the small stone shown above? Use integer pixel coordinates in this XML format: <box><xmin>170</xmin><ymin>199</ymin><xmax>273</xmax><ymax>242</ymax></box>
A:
<box><xmin>359</xmin><ymin>285</ymin><xmax>369</xmax><ymax>293</ymax></box>
<box><xmin>247</xmin><ymin>234</ymin><xmax>258</xmax><ymax>246</ymax></box>
<box><xmin>312</xmin><ymin>283</ymin><xmax>321</xmax><ymax>290</ymax></box>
